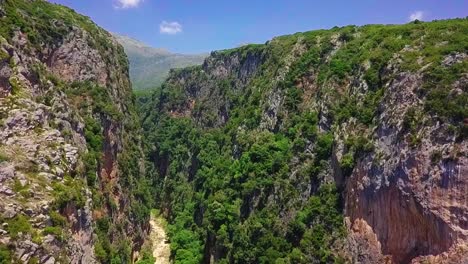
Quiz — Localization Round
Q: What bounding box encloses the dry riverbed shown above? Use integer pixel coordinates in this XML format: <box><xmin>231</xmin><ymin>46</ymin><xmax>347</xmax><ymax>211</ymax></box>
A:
<box><xmin>149</xmin><ymin>213</ymin><xmax>171</xmax><ymax>264</ymax></box>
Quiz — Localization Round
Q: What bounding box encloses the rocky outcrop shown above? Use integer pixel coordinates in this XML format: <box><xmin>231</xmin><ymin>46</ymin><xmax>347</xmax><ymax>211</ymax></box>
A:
<box><xmin>160</xmin><ymin>45</ymin><xmax>265</xmax><ymax>127</ymax></box>
<box><xmin>0</xmin><ymin>1</ymin><xmax>147</xmax><ymax>263</ymax></box>
<box><xmin>345</xmin><ymin>68</ymin><xmax>468</xmax><ymax>263</ymax></box>
<box><xmin>47</xmin><ymin>27</ymin><xmax>109</xmax><ymax>87</ymax></box>
<box><xmin>0</xmin><ymin>40</ymin><xmax>89</xmax><ymax>260</ymax></box>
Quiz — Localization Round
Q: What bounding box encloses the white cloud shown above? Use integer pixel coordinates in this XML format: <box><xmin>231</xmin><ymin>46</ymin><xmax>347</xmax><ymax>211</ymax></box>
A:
<box><xmin>409</xmin><ymin>11</ymin><xmax>424</xmax><ymax>21</ymax></box>
<box><xmin>160</xmin><ymin>21</ymin><xmax>183</xmax><ymax>35</ymax></box>
<box><xmin>115</xmin><ymin>0</ymin><xmax>143</xmax><ymax>9</ymax></box>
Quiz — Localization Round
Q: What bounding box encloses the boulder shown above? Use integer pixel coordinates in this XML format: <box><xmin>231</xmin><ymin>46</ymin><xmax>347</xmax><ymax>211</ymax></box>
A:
<box><xmin>0</xmin><ymin>163</ymin><xmax>14</xmax><ymax>182</ymax></box>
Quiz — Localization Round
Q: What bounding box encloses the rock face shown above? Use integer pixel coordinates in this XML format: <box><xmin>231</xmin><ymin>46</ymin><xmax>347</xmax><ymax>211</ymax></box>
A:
<box><xmin>142</xmin><ymin>19</ymin><xmax>468</xmax><ymax>263</ymax></box>
<box><xmin>344</xmin><ymin>69</ymin><xmax>467</xmax><ymax>263</ymax></box>
<box><xmin>0</xmin><ymin>1</ymin><xmax>149</xmax><ymax>263</ymax></box>
<box><xmin>48</xmin><ymin>28</ymin><xmax>109</xmax><ymax>86</ymax></box>
<box><xmin>159</xmin><ymin>46</ymin><xmax>265</xmax><ymax>127</ymax></box>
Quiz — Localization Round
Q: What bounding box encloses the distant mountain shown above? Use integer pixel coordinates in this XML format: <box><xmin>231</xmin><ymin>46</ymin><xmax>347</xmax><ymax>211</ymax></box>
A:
<box><xmin>114</xmin><ymin>34</ymin><xmax>207</xmax><ymax>90</ymax></box>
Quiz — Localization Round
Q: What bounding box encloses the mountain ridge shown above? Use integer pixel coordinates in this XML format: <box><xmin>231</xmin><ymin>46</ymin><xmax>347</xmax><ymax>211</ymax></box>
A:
<box><xmin>113</xmin><ymin>33</ymin><xmax>207</xmax><ymax>91</ymax></box>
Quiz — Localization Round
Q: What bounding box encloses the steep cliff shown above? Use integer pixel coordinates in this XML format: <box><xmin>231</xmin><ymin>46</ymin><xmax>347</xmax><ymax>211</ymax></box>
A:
<box><xmin>141</xmin><ymin>19</ymin><xmax>468</xmax><ymax>263</ymax></box>
<box><xmin>0</xmin><ymin>0</ymin><xmax>152</xmax><ymax>263</ymax></box>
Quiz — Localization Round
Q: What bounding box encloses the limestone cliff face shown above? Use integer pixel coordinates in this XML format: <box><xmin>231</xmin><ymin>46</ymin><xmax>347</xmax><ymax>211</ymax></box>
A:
<box><xmin>143</xmin><ymin>19</ymin><xmax>468</xmax><ymax>263</ymax></box>
<box><xmin>0</xmin><ymin>0</ymin><xmax>147</xmax><ymax>263</ymax></box>
<box><xmin>160</xmin><ymin>47</ymin><xmax>265</xmax><ymax>127</ymax></box>
<box><xmin>343</xmin><ymin>68</ymin><xmax>467</xmax><ymax>263</ymax></box>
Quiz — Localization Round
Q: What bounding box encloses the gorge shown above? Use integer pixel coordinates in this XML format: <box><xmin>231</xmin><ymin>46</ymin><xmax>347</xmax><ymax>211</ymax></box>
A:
<box><xmin>0</xmin><ymin>0</ymin><xmax>467</xmax><ymax>263</ymax></box>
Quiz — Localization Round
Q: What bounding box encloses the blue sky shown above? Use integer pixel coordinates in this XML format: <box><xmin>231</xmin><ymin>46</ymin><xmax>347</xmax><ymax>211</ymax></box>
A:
<box><xmin>48</xmin><ymin>0</ymin><xmax>467</xmax><ymax>54</ymax></box>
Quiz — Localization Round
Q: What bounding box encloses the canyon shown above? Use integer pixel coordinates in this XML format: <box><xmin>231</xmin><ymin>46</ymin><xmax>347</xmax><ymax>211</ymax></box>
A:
<box><xmin>0</xmin><ymin>0</ymin><xmax>467</xmax><ymax>263</ymax></box>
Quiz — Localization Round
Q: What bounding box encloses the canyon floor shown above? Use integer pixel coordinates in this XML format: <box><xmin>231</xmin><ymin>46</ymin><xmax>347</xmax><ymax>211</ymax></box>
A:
<box><xmin>149</xmin><ymin>213</ymin><xmax>171</xmax><ymax>264</ymax></box>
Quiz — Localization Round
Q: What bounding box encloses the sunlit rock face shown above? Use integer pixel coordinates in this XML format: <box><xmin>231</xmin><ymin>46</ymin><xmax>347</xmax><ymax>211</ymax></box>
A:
<box><xmin>0</xmin><ymin>1</ymin><xmax>146</xmax><ymax>263</ymax></box>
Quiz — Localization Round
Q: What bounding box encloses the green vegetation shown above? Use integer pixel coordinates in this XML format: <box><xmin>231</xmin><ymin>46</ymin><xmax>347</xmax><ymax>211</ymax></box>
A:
<box><xmin>52</xmin><ymin>176</ymin><xmax>86</xmax><ymax>210</ymax></box>
<box><xmin>140</xmin><ymin>18</ymin><xmax>467</xmax><ymax>263</ymax></box>
<box><xmin>66</xmin><ymin>81</ymin><xmax>123</xmax><ymax>121</ymax></box>
<box><xmin>7</xmin><ymin>214</ymin><xmax>32</xmax><ymax>239</ymax></box>
<box><xmin>2</xmin><ymin>0</ymin><xmax>467</xmax><ymax>262</ymax></box>
<box><xmin>423</xmin><ymin>61</ymin><xmax>468</xmax><ymax>128</ymax></box>
<box><xmin>12</xmin><ymin>178</ymin><xmax>32</xmax><ymax>199</ymax></box>
<box><xmin>114</xmin><ymin>34</ymin><xmax>206</xmax><ymax>91</ymax></box>
<box><xmin>9</xmin><ymin>76</ymin><xmax>23</xmax><ymax>96</ymax></box>
<box><xmin>0</xmin><ymin>245</ymin><xmax>12</xmax><ymax>264</ymax></box>
<box><xmin>0</xmin><ymin>1</ymin><xmax>154</xmax><ymax>263</ymax></box>
<box><xmin>94</xmin><ymin>217</ymin><xmax>112</xmax><ymax>263</ymax></box>
<box><xmin>62</xmin><ymin>78</ymin><xmax>153</xmax><ymax>263</ymax></box>
<box><xmin>43</xmin><ymin>226</ymin><xmax>63</xmax><ymax>239</ymax></box>
<box><xmin>43</xmin><ymin>212</ymin><xmax>58</xmax><ymax>226</ymax></box>
<box><xmin>142</xmin><ymin>112</ymin><xmax>344</xmax><ymax>262</ymax></box>
<box><xmin>28</xmin><ymin>257</ymin><xmax>39</xmax><ymax>264</ymax></box>
<box><xmin>43</xmin><ymin>211</ymin><xmax>67</xmax><ymax>241</ymax></box>
<box><xmin>0</xmin><ymin>48</ymin><xmax>9</xmax><ymax>61</ymax></box>
<box><xmin>135</xmin><ymin>252</ymin><xmax>156</xmax><ymax>264</ymax></box>
<box><xmin>218</xmin><ymin>43</ymin><xmax>264</xmax><ymax>57</ymax></box>
<box><xmin>0</xmin><ymin>0</ymin><xmax>118</xmax><ymax>60</ymax></box>
<box><xmin>83</xmin><ymin>116</ymin><xmax>104</xmax><ymax>186</ymax></box>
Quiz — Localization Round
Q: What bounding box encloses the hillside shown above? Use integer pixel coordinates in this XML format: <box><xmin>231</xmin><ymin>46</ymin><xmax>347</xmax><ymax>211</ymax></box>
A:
<box><xmin>0</xmin><ymin>0</ymin><xmax>152</xmax><ymax>263</ymax></box>
<box><xmin>114</xmin><ymin>34</ymin><xmax>206</xmax><ymax>91</ymax></box>
<box><xmin>0</xmin><ymin>0</ymin><xmax>467</xmax><ymax>263</ymax></box>
<box><xmin>141</xmin><ymin>19</ymin><xmax>468</xmax><ymax>263</ymax></box>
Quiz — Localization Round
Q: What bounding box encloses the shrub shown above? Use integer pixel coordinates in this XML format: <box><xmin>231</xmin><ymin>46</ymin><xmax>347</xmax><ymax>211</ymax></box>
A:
<box><xmin>7</xmin><ymin>214</ymin><xmax>32</xmax><ymax>238</ymax></box>
<box><xmin>315</xmin><ymin>133</ymin><xmax>334</xmax><ymax>161</ymax></box>
<box><xmin>425</xmin><ymin>85</ymin><xmax>467</xmax><ymax>122</ymax></box>
<box><xmin>345</xmin><ymin>136</ymin><xmax>373</xmax><ymax>154</ymax></box>
<box><xmin>43</xmin><ymin>226</ymin><xmax>63</xmax><ymax>240</ymax></box>
<box><xmin>0</xmin><ymin>152</ymin><xmax>8</xmax><ymax>162</ymax></box>
<box><xmin>402</xmin><ymin>107</ymin><xmax>420</xmax><ymax>133</ymax></box>
<box><xmin>49</xmin><ymin>211</ymin><xmax>67</xmax><ymax>227</ymax></box>
<box><xmin>135</xmin><ymin>249</ymin><xmax>156</xmax><ymax>264</ymax></box>
<box><xmin>340</xmin><ymin>153</ymin><xmax>355</xmax><ymax>175</ymax></box>
<box><xmin>83</xmin><ymin>152</ymin><xmax>98</xmax><ymax>186</ymax></box>
<box><xmin>0</xmin><ymin>49</ymin><xmax>9</xmax><ymax>61</ymax></box>
<box><xmin>84</xmin><ymin>117</ymin><xmax>104</xmax><ymax>152</ymax></box>
<box><xmin>329</xmin><ymin>59</ymin><xmax>351</xmax><ymax>79</ymax></box>
<box><xmin>28</xmin><ymin>257</ymin><xmax>39</xmax><ymax>264</ymax></box>
<box><xmin>94</xmin><ymin>239</ymin><xmax>108</xmax><ymax>263</ymax></box>
<box><xmin>0</xmin><ymin>245</ymin><xmax>11</xmax><ymax>264</ymax></box>
<box><xmin>52</xmin><ymin>176</ymin><xmax>86</xmax><ymax>210</ymax></box>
